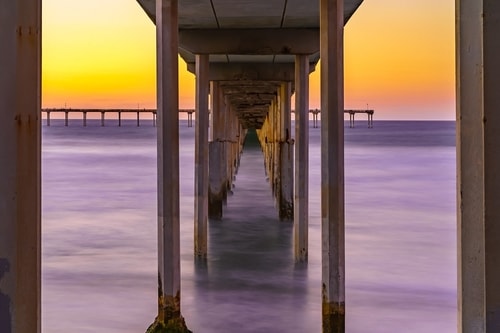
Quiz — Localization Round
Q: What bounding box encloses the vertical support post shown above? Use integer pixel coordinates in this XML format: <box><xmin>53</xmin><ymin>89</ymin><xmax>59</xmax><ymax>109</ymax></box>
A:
<box><xmin>65</xmin><ymin>111</ymin><xmax>69</xmax><ymax>126</ymax></box>
<box><xmin>0</xmin><ymin>0</ymin><xmax>41</xmax><ymax>332</ymax></box>
<box><xmin>294</xmin><ymin>55</ymin><xmax>309</xmax><ymax>262</ymax></box>
<box><xmin>208</xmin><ymin>81</ymin><xmax>226</xmax><ymax>219</ymax></box>
<box><xmin>457</xmin><ymin>0</ymin><xmax>500</xmax><ymax>331</ymax></box>
<box><xmin>320</xmin><ymin>0</ymin><xmax>345</xmax><ymax>331</ymax></box>
<box><xmin>101</xmin><ymin>111</ymin><xmax>105</xmax><ymax>127</ymax></box>
<box><xmin>83</xmin><ymin>111</ymin><xmax>87</xmax><ymax>127</ymax></box>
<box><xmin>194</xmin><ymin>54</ymin><xmax>209</xmax><ymax>258</ymax></box>
<box><xmin>224</xmin><ymin>96</ymin><xmax>233</xmax><ymax>192</ymax></box>
<box><xmin>137</xmin><ymin>111</ymin><xmax>140</xmax><ymax>127</ymax></box>
<box><xmin>118</xmin><ymin>112</ymin><xmax>122</xmax><ymax>127</ymax></box>
<box><xmin>47</xmin><ymin>111</ymin><xmax>51</xmax><ymax>126</ymax></box>
<box><xmin>279</xmin><ymin>82</ymin><xmax>293</xmax><ymax>220</ymax></box>
<box><xmin>148</xmin><ymin>0</ymin><xmax>190</xmax><ymax>331</ymax></box>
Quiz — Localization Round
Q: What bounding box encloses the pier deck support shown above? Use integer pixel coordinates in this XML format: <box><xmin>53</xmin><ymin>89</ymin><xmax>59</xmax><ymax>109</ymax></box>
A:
<box><xmin>208</xmin><ymin>81</ymin><xmax>227</xmax><ymax>220</ymax></box>
<box><xmin>279</xmin><ymin>82</ymin><xmax>293</xmax><ymax>220</ymax></box>
<box><xmin>194</xmin><ymin>54</ymin><xmax>209</xmax><ymax>258</ymax></box>
<box><xmin>0</xmin><ymin>0</ymin><xmax>41</xmax><ymax>332</ymax></box>
<box><xmin>148</xmin><ymin>0</ymin><xmax>190</xmax><ymax>332</ymax></box>
<box><xmin>457</xmin><ymin>1</ymin><xmax>500</xmax><ymax>332</ymax></box>
<box><xmin>320</xmin><ymin>0</ymin><xmax>345</xmax><ymax>332</ymax></box>
<box><xmin>255</xmin><ymin>84</ymin><xmax>293</xmax><ymax>221</ymax></box>
<box><xmin>294</xmin><ymin>55</ymin><xmax>309</xmax><ymax>262</ymax></box>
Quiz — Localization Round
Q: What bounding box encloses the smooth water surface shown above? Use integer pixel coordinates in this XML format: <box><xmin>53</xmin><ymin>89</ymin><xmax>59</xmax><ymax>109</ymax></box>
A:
<box><xmin>42</xmin><ymin>120</ymin><xmax>456</xmax><ymax>333</ymax></box>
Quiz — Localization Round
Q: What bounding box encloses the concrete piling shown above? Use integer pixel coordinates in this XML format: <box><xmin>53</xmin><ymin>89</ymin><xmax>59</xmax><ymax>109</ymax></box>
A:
<box><xmin>208</xmin><ymin>81</ymin><xmax>227</xmax><ymax>219</ymax></box>
<box><xmin>0</xmin><ymin>0</ymin><xmax>42</xmax><ymax>332</ymax></box>
<box><xmin>294</xmin><ymin>55</ymin><xmax>310</xmax><ymax>262</ymax></box>
<box><xmin>457</xmin><ymin>0</ymin><xmax>500</xmax><ymax>331</ymax></box>
<box><xmin>278</xmin><ymin>82</ymin><xmax>293</xmax><ymax>220</ymax></box>
<box><xmin>255</xmin><ymin>82</ymin><xmax>294</xmax><ymax>222</ymax></box>
<box><xmin>194</xmin><ymin>53</ymin><xmax>209</xmax><ymax>258</ymax></box>
<box><xmin>320</xmin><ymin>0</ymin><xmax>346</xmax><ymax>331</ymax></box>
<box><xmin>149</xmin><ymin>0</ymin><xmax>190</xmax><ymax>331</ymax></box>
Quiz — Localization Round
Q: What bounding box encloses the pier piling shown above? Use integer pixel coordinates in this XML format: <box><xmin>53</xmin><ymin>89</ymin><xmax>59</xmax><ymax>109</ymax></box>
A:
<box><xmin>0</xmin><ymin>1</ymin><xmax>41</xmax><ymax>332</ymax></box>
<box><xmin>320</xmin><ymin>0</ymin><xmax>346</xmax><ymax>331</ymax></box>
<box><xmin>294</xmin><ymin>54</ymin><xmax>310</xmax><ymax>262</ymax></box>
<box><xmin>208</xmin><ymin>81</ymin><xmax>227</xmax><ymax>219</ymax></box>
<box><xmin>194</xmin><ymin>54</ymin><xmax>209</xmax><ymax>258</ymax></box>
<box><xmin>149</xmin><ymin>0</ymin><xmax>190</xmax><ymax>331</ymax></box>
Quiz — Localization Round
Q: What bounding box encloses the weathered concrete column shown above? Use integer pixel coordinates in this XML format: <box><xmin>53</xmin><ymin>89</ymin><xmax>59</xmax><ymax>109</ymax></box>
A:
<box><xmin>101</xmin><ymin>111</ymin><xmax>105</xmax><ymax>126</ymax></box>
<box><xmin>320</xmin><ymin>0</ymin><xmax>345</xmax><ymax>331</ymax></box>
<box><xmin>83</xmin><ymin>111</ymin><xmax>87</xmax><ymax>126</ymax></box>
<box><xmin>47</xmin><ymin>111</ymin><xmax>51</xmax><ymax>126</ymax></box>
<box><xmin>194</xmin><ymin>54</ymin><xmax>209</xmax><ymax>258</ymax></box>
<box><xmin>147</xmin><ymin>0</ymin><xmax>190</xmax><ymax>332</ymax></box>
<box><xmin>294</xmin><ymin>55</ymin><xmax>309</xmax><ymax>262</ymax></box>
<box><xmin>65</xmin><ymin>111</ymin><xmax>69</xmax><ymax>126</ymax></box>
<box><xmin>0</xmin><ymin>0</ymin><xmax>41</xmax><ymax>332</ymax></box>
<box><xmin>208</xmin><ymin>81</ymin><xmax>227</xmax><ymax>219</ymax></box>
<box><xmin>457</xmin><ymin>1</ymin><xmax>500</xmax><ymax>332</ymax></box>
<box><xmin>279</xmin><ymin>82</ymin><xmax>293</xmax><ymax>220</ymax></box>
<box><xmin>228</xmin><ymin>105</ymin><xmax>238</xmax><ymax>185</ymax></box>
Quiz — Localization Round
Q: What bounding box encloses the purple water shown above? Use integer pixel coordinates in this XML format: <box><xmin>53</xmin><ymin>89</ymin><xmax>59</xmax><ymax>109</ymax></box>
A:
<box><xmin>42</xmin><ymin>120</ymin><xmax>456</xmax><ymax>333</ymax></box>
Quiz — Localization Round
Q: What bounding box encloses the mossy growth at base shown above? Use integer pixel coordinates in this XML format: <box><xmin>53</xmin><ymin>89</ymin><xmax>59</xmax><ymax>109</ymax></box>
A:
<box><xmin>146</xmin><ymin>317</ymin><xmax>192</xmax><ymax>333</ymax></box>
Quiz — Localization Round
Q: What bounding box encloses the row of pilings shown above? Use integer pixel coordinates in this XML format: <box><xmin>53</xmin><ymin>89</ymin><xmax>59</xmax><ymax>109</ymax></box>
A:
<box><xmin>208</xmin><ymin>85</ymin><xmax>246</xmax><ymax>220</ymax></box>
<box><xmin>256</xmin><ymin>85</ymin><xmax>294</xmax><ymax>221</ymax></box>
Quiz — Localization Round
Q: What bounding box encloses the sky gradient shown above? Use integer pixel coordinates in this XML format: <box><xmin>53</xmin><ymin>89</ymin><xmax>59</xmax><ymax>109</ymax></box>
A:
<box><xmin>42</xmin><ymin>0</ymin><xmax>455</xmax><ymax>120</ymax></box>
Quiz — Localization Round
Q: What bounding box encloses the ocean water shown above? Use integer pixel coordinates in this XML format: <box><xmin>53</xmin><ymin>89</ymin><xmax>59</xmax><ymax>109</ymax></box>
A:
<box><xmin>41</xmin><ymin>120</ymin><xmax>456</xmax><ymax>333</ymax></box>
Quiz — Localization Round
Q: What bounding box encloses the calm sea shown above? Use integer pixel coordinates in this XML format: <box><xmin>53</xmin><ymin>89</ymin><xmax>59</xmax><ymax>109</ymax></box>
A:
<box><xmin>41</xmin><ymin>120</ymin><xmax>456</xmax><ymax>333</ymax></box>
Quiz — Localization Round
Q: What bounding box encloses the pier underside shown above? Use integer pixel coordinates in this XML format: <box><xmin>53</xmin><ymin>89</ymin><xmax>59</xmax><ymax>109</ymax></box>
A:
<box><xmin>4</xmin><ymin>0</ymin><xmax>500</xmax><ymax>332</ymax></box>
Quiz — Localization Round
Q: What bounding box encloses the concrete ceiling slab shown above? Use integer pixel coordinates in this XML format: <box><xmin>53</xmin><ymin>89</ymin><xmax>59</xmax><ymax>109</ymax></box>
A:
<box><xmin>138</xmin><ymin>0</ymin><xmax>364</xmax><ymax>67</ymax></box>
<box><xmin>211</xmin><ymin>0</ymin><xmax>285</xmax><ymax>28</ymax></box>
<box><xmin>137</xmin><ymin>0</ymin><xmax>365</xmax><ymax>128</ymax></box>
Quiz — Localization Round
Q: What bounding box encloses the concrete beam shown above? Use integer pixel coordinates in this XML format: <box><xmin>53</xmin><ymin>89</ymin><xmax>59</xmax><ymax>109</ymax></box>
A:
<box><xmin>185</xmin><ymin>62</ymin><xmax>317</xmax><ymax>81</ymax></box>
<box><xmin>179</xmin><ymin>29</ymin><xmax>319</xmax><ymax>55</ymax></box>
<box><xmin>320</xmin><ymin>0</ymin><xmax>345</xmax><ymax>332</ymax></box>
<box><xmin>0</xmin><ymin>1</ymin><xmax>41</xmax><ymax>332</ymax></box>
<box><xmin>457</xmin><ymin>0</ymin><xmax>500</xmax><ymax>331</ymax></box>
<box><xmin>194</xmin><ymin>54</ymin><xmax>210</xmax><ymax>258</ymax></box>
<box><xmin>294</xmin><ymin>55</ymin><xmax>309</xmax><ymax>262</ymax></box>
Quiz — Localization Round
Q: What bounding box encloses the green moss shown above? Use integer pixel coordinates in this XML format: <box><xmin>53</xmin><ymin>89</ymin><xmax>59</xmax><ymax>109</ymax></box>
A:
<box><xmin>146</xmin><ymin>317</ymin><xmax>192</xmax><ymax>333</ymax></box>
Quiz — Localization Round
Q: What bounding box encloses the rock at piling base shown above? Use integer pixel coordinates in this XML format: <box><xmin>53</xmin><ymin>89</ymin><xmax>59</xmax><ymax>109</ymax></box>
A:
<box><xmin>146</xmin><ymin>317</ymin><xmax>192</xmax><ymax>333</ymax></box>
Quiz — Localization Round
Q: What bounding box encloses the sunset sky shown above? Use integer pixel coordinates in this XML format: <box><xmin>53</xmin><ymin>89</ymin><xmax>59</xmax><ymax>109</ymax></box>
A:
<box><xmin>42</xmin><ymin>0</ymin><xmax>455</xmax><ymax>120</ymax></box>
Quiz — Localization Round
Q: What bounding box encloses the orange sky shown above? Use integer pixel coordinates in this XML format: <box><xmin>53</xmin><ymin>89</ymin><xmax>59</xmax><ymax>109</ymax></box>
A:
<box><xmin>42</xmin><ymin>0</ymin><xmax>455</xmax><ymax>120</ymax></box>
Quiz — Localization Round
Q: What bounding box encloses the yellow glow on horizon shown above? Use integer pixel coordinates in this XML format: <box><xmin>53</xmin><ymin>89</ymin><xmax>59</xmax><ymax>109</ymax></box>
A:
<box><xmin>42</xmin><ymin>0</ymin><xmax>455</xmax><ymax>120</ymax></box>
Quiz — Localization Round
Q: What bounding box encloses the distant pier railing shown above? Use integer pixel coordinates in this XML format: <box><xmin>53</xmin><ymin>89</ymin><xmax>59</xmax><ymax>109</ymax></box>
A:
<box><xmin>41</xmin><ymin>108</ymin><xmax>195</xmax><ymax>127</ymax></box>
<box><xmin>42</xmin><ymin>108</ymin><xmax>373</xmax><ymax>128</ymax></box>
<box><xmin>345</xmin><ymin>109</ymin><xmax>374</xmax><ymax>128</ymax></box>
<box><xmin>308</xmin><ymin>109</ymin><xmax>375</xmax><ymax>128</ymax></box>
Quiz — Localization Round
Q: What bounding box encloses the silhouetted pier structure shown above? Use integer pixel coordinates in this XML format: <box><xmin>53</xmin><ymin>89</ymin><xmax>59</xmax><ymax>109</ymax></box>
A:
<box><xmin>310</xmin><ymin>109</ymin><xmax>375</xmax><ymax>128</ymax></box>
<box><xmin>2</xmin><ymin>0</ymin><xmax>498</xmax><ymax>332</ymax></box>
<box><xmin>345</xmin><ymin>109</ymin><xmax>374</xmax><ymax>128</ymax></box>
<box><xmin>41</xmin><ymin>108</ymin><xmax>196</xmax><ymax>127</ymax></box>
<box><xmin>42</xmin><ymin>108</ymin><xmax>374</xmax><ymax>129</ymax></box>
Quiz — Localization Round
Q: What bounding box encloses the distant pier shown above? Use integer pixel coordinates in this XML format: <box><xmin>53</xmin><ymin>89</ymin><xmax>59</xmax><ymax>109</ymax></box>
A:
<box><xmin>41</xmin><ymin>108</ymin><xmax>195</xmax><ymax>127</ymax></box>
<box><xmin>345</xmin><ymin>109</ymin><xmax>375</xmax><ymax>128</ymax></box>
<box><xmin>42</xmin><ymin>108</ymin><xmax>374</xmax><ymax>128</ymax></box>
